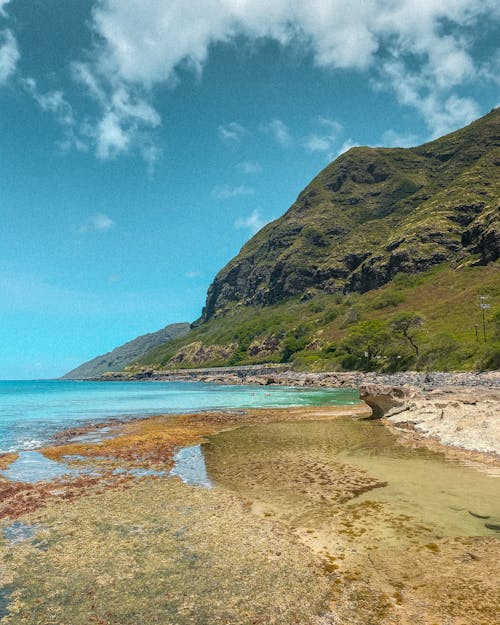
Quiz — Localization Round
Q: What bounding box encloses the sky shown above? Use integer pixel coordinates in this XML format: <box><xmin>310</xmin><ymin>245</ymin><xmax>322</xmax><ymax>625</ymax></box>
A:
<box><xmin>0</xmin><ymin>0</ymin><xmax>498</xmax><ymax>379</ymax></box>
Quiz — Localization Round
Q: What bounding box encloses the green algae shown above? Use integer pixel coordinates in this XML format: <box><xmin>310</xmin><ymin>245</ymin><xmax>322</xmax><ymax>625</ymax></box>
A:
<box><xmin>0</xmin><ymin>478</ymin><xmax>330</xmax><ymax>625</ymax></box>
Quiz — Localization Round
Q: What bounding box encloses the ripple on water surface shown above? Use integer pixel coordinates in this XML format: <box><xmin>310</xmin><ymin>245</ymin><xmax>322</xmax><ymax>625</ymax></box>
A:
<box><xmin>170</xmin><ymin>445</ymin><xmax>213</xmax><ymax>488</ymax></box>
<box><xmin>0</xmin><ymin>379</ymin><xmax>359</xmax><ymax>453</ymax></box>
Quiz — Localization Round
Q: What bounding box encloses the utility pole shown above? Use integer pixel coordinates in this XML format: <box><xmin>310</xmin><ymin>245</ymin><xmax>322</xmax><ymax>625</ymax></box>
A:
<box><xmin>474</xmin><ymin>324</ymin><xmax>479</xmax><ymax>342</ymax></box>
<box><xmin>479</xmin><ymin>295</ymin><xmax>490</xmax><ymax>342</ymax></box>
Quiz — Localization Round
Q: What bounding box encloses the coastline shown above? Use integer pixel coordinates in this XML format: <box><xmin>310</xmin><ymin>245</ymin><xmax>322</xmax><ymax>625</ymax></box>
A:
<box><xmin>1</xmin><ymin>383</ymin><xmax>499</xmax><ymax>624</ymax></box>
<box><xmin>1</xmin><ymin>395</ymin><xmax>499</xmax><ymax>624</ymax></box>
<box><xmin>84</xmin><ymin>366</ymin><xmax>500</xmax><ymax>460</ymax></box>
<box><xmin>0</xmin><ymin>403</ymin><xmax>371</xmax><ymax>520</ymax></box>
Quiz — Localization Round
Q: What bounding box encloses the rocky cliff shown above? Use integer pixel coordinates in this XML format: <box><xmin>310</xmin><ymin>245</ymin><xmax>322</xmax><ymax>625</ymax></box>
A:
<box><xmin>200</xmin><ymin>108</ymin><xmax>499</xmax><ymax>322</ymax></box>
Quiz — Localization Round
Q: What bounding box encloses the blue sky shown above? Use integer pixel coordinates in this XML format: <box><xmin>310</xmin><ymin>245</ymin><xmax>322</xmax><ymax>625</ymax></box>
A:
<box><xmin>0</xmin><ymin>0</ymin><xmax>498</xmax><ymax>379</ymax></box>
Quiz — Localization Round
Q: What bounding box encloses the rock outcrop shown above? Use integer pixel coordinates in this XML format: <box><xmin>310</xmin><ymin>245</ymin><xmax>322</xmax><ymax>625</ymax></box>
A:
<box><xmin>384</xmin><ymin>386</ymin><xmax>500</xmax><ymax>456</ymax></box>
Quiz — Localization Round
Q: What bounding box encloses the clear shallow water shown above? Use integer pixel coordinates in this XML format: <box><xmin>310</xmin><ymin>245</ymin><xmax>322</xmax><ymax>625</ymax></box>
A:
<box><xmin>0</xmin><ymin>379</ymin><xmax>358</xmax><ymax>454</ymax></box>
<box><xmin>1</xmin><ymin>451</ymin><xmax>76</xmax><ymax>483</ymax></box>
<box><xmin>201</xmin><ymin>418</ymin><xmax>500</xmax><ymax>538</ymax></box>
<box><xmin>2</xmin><ymin>522</ymin><xmax>39</xmax><ymax>544</ymax></box>
<box><xmin>170</xmin><ymin>445</ymin><xmax>213</xmax><ymax>488</ymax></box>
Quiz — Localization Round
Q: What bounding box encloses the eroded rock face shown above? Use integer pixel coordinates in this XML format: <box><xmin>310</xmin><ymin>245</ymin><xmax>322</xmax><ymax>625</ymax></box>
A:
<box><xmin>358</xmin><ymin>385</ymin><xmax>414</xmax><ymax>419</ymax></box>
<box><xmin>386</xmin><ymin>387</ymin><xmax>500</xmax><ymax>455</ymax></box>
<box><xmin>462</xmin><ymin>207</ymin><xmax>500</xmax><ymax>264</ymax></box>
<box><xmin>198</xmin><ymin>109</ymin><xmax>500</xmax><ymax>322</ymax></box>
<box><xmin>247</xmin><ymin>336</ymin><xmax>281</xmax><ymax>358</ymax></box>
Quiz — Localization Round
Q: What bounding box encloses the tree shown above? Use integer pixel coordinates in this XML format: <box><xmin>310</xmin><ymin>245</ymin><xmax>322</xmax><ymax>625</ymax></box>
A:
<box><xmin>389</xmin><ymin>312</ymin><xmax>423</xmax><ymax>356</ymax></box>
<box><xmin>342</xmin><ymin>319</ymin><xmax>391</xmax><ymax>369</ymax></box>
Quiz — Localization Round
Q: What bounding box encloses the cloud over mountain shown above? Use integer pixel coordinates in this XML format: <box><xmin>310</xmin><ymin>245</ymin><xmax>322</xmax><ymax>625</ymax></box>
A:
<box><xmin>82</xmin><ymin>0</ymin><xmax>498</xmax><ymax>144</ymax></box>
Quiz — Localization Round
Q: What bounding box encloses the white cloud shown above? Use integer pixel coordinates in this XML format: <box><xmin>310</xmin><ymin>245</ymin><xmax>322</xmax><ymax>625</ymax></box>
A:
<box><xmin>30</xmin><ymin>87</ymin><xmax>74</xmax><ymax>125</ymax></box>
<box><xmin>45</xmin><ymin>59</ymin><xmax>163</xmax><ymax>165</ymax></box>
<box><xmin>305</xmin><ymin>135</ymin><xmax>330</xmax><ymax>152</ymax></box>
<box><xmin>23</xmin><ymin>78</ymin><xmax>89</xmax><ymax>153</ymax></box>
<box><xmin>380</xmin><ymin>129</ymin><xmax>419</xmax><ymax>148</ymax></box>
<box><xmin>140</xmin><ymin>142</ymin><xmax>163</xmax><ymax>176</ymax></box>
<box><xmin>211</xmin><ymin>184</ymin><xmax>254</xmax><ymax>200</ymax></box>
<box><xmin>79</xmin><ymin>78</ymin><xmax>161</xmax><ymax>161</ymax></box>
<box><xmin>80</xmin><ymin>0</ymin><xmax>499</xmax><ymax>141</ymax></box>
<box><xmin>335</xmin><ymin>139</ymin><xmax>360</xmax><ymax>158</ymax></box>
<box><xmin>478</xmin><ymin>50</ymin><xmax>500</xmax><ymax>86</ymax></box>
<box><xmin>79</xmin><ymin>213</ymin><xmax>115</xmax><ymax>233</ymax></box>
<box><xmin>305</xmin><ymin>116</ymin><xmax>343</xmax><ymax>153</ymax></box>
<box><xmin>427</xmin><ymin>94</ymin><xmax>481</xmax><ymax>137</ymax></box>
<box><xmin>235</xmin><ymin>209</ymin><xmax>269</xmax><ymax>233</ymax></box>
<box><xmin>185</xmin><ymin>270</ymin><xmax>201</xmax><ymax>279</ymax></box>
<box><xmin>380</xmin><ymin>59</ymin><xmax>481</xmax><ymax>136</ymax></box>
<box><xmin>0</xmin><ymin>1</ymin><xmax>11</xmax><ymax>17</ymax></box>
<box><xmin>23</xmin><ymin>76</ymin><xmax>161</xmax><ymax>162</ymax></box>
<box><xmin>0</xmin><ymin>2</ymin><xmax>19</xmax><ymax>85</ymax></box>
<box><xmin>18</xmin><ymin>0</ymin><xmax>488</xmax><ymax>163</ymax></box>
<box><xmin>237</xmin><ymin>161</ymin><xmax>262</xmax><ymax>174</ymax></box>
<box><xmin>218</xmin><ymin>121</ymin><xmax>246</xmax><ymax>142</ymax></box>
<box><xmin>261</xmin><ymin>119</ymin><xmax>292</xmax><ymax>146</ymax></box>
<box><xmin>0</xmin><ymin>28</ymin><xmax>19</xmax><ymax>84</ymax></box>
<box><xmin>95</xmin><ymin>111</ymin><xmax>130</xmax><ymax>159</ymax></box>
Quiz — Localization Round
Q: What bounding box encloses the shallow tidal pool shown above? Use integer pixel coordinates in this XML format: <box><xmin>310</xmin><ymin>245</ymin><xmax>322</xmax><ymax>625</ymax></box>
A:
<box><xmin>200</xmin><ymin>417</ymin><xmax>500</xmax><ymax>540</ymax></box>
<box><xmin>1</xmin><ymin>414</ymin><xmax>499</xmax><ymax>625</ymax></box>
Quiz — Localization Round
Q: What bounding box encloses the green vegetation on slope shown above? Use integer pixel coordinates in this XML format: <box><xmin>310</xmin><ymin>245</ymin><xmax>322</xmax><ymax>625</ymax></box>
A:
<box><xmin>135</xmin><ymin>262</ymin><xmax>499</xmax><ymax>373</ymax></box>
<box><xmin>200</xmin><ymin>108</ymin><xmax>499</xmax><ymax>321</ymax></box>
<box><xmin>101</xmin><ymin>111</ymin><xmax>500</xmax><ymax>375</ymax></box>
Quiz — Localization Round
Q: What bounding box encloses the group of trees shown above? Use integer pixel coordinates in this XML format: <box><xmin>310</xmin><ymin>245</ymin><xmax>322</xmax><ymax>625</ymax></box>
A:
<box><xmin>224</xmin><ymin>298</ymin><xmax>499</xmax><ymax>372</ymax></box>
<box><xmin>339</xmin><ymin>312</ymin><xmax>424</xmax><ymax>371</ymax></box>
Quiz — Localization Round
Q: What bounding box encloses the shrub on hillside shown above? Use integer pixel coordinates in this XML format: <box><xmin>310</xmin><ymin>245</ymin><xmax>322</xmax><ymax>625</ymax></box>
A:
<box><xmin>418</xmin><ymin>334</ymin><xmax>462</xmax><ymax>371</ymax></box>
<box><xmin>372</xmin><ymin>292</ymin><xmax>405</xmax><ymax>309</ymax></box>
<box><xmin>476</xmin><ymin>344</ymin><xmax>500</xmax><ymax>371</ymax></box>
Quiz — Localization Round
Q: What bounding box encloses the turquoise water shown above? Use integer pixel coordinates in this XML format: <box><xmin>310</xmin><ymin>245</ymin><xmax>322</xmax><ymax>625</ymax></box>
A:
<box><xmin>0</xmin><ymin>380</ymin><xmax>359</xmax><ymax>454</ymax></box>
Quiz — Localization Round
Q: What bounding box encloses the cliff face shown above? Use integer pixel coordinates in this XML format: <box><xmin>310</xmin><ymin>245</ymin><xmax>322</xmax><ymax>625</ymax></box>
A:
<box><xmin>63</xmin><ymin>323</ymin><xmax>190</xmax><ymax>379</ymax></box>
<box><xmin>199</xmin><ymin>109</ymin><xmax>499</xmax><ymax>323</ymax></box>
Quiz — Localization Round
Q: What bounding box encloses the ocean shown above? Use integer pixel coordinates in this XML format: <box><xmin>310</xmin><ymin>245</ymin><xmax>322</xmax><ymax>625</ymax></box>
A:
<box><xmin>0</xmin><ymin>379</ymin><xmax>359</xmax><ymax>453</ymax></box>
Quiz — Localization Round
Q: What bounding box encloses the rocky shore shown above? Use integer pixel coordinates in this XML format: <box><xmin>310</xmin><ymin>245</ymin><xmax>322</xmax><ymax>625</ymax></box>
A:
<box><xmin>96</xmin><ymin>366</ymin><xmax>500</xmax><ymax>459</ymax></box>
<box><xmin>97</xmin><ymin>364</ymin><xmax>500</xmax><ymax>391</ymax></box>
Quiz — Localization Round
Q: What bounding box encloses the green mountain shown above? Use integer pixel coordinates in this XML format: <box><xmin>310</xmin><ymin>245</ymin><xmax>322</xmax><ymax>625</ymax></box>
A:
<box><xmin>199</xmin><ymin>108</ymin><xmax>499</xmax><ymax>322</ymax></box>
<box><xmin>134</xmin><ymin>109</ymin><xmax>499</xmax><ymax>374</ymax></box>
<box><xmin>85</xmin><ymin>109</ymin><xmax>492</xmax><ymax>375</ymax></box>
<box><xmin>63</xmin><ymin>323</ymin><xmax>190</xmax><ymax>379</ymax></box>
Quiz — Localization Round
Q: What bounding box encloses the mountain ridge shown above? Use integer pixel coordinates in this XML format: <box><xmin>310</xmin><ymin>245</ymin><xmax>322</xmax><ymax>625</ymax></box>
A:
<box><xmin>198</xmin><ymin>108</ymin><xmax>499</xmax><ymax>323</ymax></box>
<box><xmin>68</xmin><ymin>110</ymin><xmax>499</xmax><ymax>376</ymax></box>
<box><xmin>63</xmin><ymin>322</ymin><xmax>190</xmax><ymax>379</ymax></box>
<box><xmin>133</xmin><ymin>109</ymin><xmax>498</xmax><ymax>373</ymax></box>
